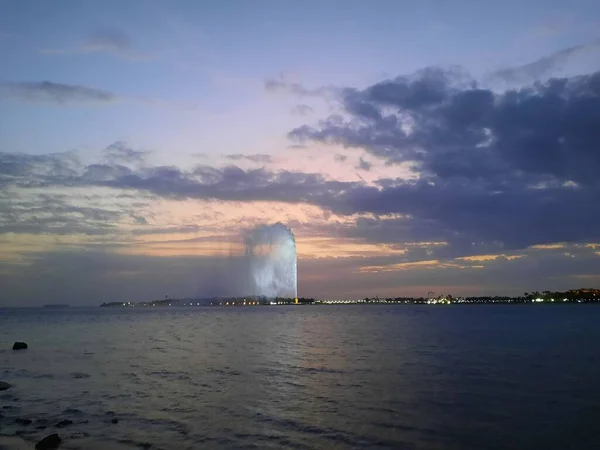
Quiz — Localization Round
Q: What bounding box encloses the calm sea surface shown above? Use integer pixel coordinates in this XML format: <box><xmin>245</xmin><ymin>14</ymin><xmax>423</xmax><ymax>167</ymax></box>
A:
<box><xmin>1</xmin><ymin>305</ymin><xmax>600</xmax><ymax>450</ymax></box>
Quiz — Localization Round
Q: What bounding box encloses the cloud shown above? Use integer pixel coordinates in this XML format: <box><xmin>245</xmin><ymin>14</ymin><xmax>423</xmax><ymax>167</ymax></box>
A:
<box><xmin>489</xmin><ymin>40</ymin><xmax>600</xmax><ymax>83</ymax></box>
<box><xmin>264</xmin><ymin>77</ymin><xmax>338</xmax><ymax>98</ymax></box>
<box><xmin>104</xmin><ymin>141</ymin><xmax>150</xmax><ymax>164</ymax></box>
<box><xmin>41</xmin><ymin>28</ymin><xmax>155</xmax><ymax>61</ymax></box>
<box><xmin>291</xmin><ymin>104</ymin><xmax>314</xmax><ymax>116</ymax></box>
<box><xmin>356</xmin><ymin>157</ymin><xmax>372</xmax><ymax>171</ymax></box>
<box><xmin>0</xmin><ymin>81</ymin><xmax>116</xmax><ymax>104</ymax></box>
<box><xmin>5</xmin><ymin>60</ymin><xmax>600</xmax><ymax>263</ymax></box>
<box><xmin>131</xmin><ymin>214</ymin><xmax>148</xmax><ymax>225</ymax></box>
<box><xmin>0</xmin><ymin>192</ymin><xmax>123</xmax><ymax>236</ymax></box>
<box><xmin>0</xmin><ymin>81</ymin><xmax>192</xmax><ymax>110</ymax></box>
<box><xmin>301</xmin><ymin>243</ymin><xmax>600</xmax><ymax>299</ymax></box>
<box><xmin>0</xmin><ymin>151</ymin><xmax>80</xmax><ymax>187</ymax></box>
<box><xmin>224</xmin><ymin>154</ymin><xmax>273</xmax><ymax>164</ymax></box>
<box><xmin>334</xmin><ymin>154</ymin><xmax>348</xmax><ymax>163</ymax></box>
<box><xmin>288</xmin><ymin>68</ymin><xmax>600</xmax><ymax>253</ymax></box>
<box><xmin>0</xmin><ymin>150</ymin><xmax>357</xmax><ymax>207</ymax></box>
<box><xmin>5</xmin><ymin>92</ymin><xmax>600</xmax><ymax>255</ymax></box>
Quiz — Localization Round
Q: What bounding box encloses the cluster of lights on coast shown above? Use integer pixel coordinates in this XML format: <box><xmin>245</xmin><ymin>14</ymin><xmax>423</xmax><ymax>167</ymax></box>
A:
<box><xmin>220</xmin><ymin>300</ymin><xmax>261</xmax><ymax>306</ymax></box>
<box><xmin>111</xmin><ymin>294</ymin><xmax>600</xmax><ymax>308</ymax></box>
<box><xmin>111</xmin><ymin>290</ymin><xmax>598</xmax><ymax>308</ymax></box>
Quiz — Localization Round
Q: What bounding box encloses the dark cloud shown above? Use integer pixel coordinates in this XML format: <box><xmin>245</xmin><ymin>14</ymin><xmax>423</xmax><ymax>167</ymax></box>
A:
<box><xmin>356</xmin><ymin>157</ymin><xmax>372</xmax><ymax>171</ymax></box>
<box><xmin>0</xmin><ymin>81</ymin><xmax>116</xmax><ymax>104</ymax></box>
<box><xmin>225</xmin><ymin>153</ymin><xmax>273</xmax><ymax>163</ymax></box>
<box><xmin>290</xmin><ymin>68</ymin><xmax>600</xmax><ymax>181</ymax></box>
<box><xmin>132</xmin><ymin>214</ymin><xmax>148</xmax><ymax>225</ymax></box>
<box><xmin>490</xmin><ymin>40</ymin><xmax>600</xmax><ymax>84</ymax></box>
<box><xmin>0</xmin><ymin>193</ymin><xmax>122</xmax><ymax>235</ymax></box>
<box><xmin>288</xmin><ymin>68</ymin><xmax>600</xmax><ymax>252</ymax></box>
<box><xmin>334</xmin><ymin>154</ymin><xmax>348</xmax><ymax>163</ymax></box>
<box><xmin>291</xmin><ymin>104</ymin><xmax>314</xmax><ymax>116</ymax></box>
<box><xmin>0</xmin><ymin>151</ymin><xmax>80</xmax><ymax>187</ymax></box>
<box><xmin>0</xmin><ymin>151</ymin><xmax>357</xmax><ymax>207</ymax></box>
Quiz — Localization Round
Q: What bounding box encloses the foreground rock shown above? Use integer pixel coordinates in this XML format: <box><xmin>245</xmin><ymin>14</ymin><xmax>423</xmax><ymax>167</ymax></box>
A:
<box><xmin>35</xmin><ymin>433</ymin><xmax>61</xmax><ymax>449</ymax></box>
<box><xmin>0</xmin><ymin>381</ymin><xmax>11</xmax><ymax>391</ymax></box>
<box><xmin>12</xmin><ymin>342</ymin><xmax>28</xmax><ymax>350</ymax></box>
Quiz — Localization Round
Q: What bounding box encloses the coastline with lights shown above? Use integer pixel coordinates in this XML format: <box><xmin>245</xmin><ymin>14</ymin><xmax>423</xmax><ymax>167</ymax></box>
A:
<box><xmin>99</xmin><ymin>288</ymin><xmax>600</xmax><ymax>307</ymax></box>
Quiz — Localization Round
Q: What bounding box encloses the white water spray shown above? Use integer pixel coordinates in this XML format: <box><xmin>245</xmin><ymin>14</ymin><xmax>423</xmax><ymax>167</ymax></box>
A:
<box><xmin>244</xmin><ymin>223</ymin><xmax>298</xmax><ymax>299</ymax></box>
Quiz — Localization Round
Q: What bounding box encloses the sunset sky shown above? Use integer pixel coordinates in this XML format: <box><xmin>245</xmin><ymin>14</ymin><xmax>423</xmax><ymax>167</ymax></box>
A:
<box><xmin>1</xmin><ymin>0</ymin><xmax>600</xmax><ymax>306</ymax></box>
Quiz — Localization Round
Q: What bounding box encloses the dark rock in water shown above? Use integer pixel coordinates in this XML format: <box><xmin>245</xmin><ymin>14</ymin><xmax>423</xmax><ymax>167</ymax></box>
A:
<box><xmin>35</xmin><ymin>433</ymin><xmax>62</xmax><ymax>449</ymax></box>
<box><xmin>12</xmin><ymin>342</ymin><xmax>28</xmax><ymax>350</ymax></box>
<box><xmin>0</xmin><ymin>382</ymin><xmax>11</xmax><ymax>391</ymax></box>
<box><xmin>111</xmin><ymin>418</ymin><xmax>119</xmax><ymax>424</ymax></box>
<box><xmin>15</xmin><ymin>418</ymin><xmax>32</xmax><ymax>425</ymax></box>
<box><xmin>56</xmin><ymin>419</ymin><xmax>73</xmax><ymax>428</ymax></box>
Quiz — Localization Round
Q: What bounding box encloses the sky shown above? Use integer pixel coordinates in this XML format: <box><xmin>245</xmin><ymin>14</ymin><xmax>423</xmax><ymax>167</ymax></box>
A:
<box><xmin>1</xmin><ymin>0</ymin><xmax>600</xmax><ymax>306</ymax></box>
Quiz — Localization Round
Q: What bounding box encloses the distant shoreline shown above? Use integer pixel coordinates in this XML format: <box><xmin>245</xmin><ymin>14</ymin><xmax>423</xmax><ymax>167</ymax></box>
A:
<box><xmin>99</xmin><ymin>290</ymin><xmax>600</xmax><ymax>308</ymax></box>
<box><xmin>1</xmin><ymin>302</ymin><xmax>599</xmax><ymax>309</ymax></box>
<box><xmin>98</xmin><ymin>301</ymin><xmax>600</xmax><ymax>308</ymax></box>
<box><xmin>2</xmin><ymin>291</ymin><xmax>599</xmax><ymax>308</ymax></box>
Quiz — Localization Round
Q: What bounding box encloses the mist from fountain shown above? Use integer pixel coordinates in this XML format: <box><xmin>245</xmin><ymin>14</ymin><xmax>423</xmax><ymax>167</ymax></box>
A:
<box><xmin>244</xmin><ymin>223</ymin><xmax>298</xmax><ymax>299</ymax></box>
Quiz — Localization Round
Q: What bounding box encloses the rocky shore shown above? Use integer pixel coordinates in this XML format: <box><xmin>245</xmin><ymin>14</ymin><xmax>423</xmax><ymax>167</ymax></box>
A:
<box><xmin>0</xmin><ymin>396</ymin><xmax>135</xmax><ymax>450</ymax></box>
<box><xmin>1</xmin><ymin>343</ymin><xmax>146</xmax><ymax>450</ymax></box>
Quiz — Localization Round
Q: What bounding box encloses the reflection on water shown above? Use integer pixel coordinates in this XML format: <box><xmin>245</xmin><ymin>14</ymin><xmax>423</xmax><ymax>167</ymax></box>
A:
<box><xmin>1</xmin><ymin>305</ymin><xmax>600</xmax><ymax>449</ymax></box>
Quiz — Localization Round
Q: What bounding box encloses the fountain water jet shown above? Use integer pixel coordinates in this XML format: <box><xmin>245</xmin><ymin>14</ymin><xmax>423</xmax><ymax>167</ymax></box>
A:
<box><xmin>244</xmin><ymin>223</ymin><xmax>298</xmax><ymax>299</ymax></box>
